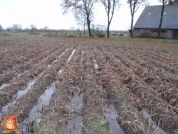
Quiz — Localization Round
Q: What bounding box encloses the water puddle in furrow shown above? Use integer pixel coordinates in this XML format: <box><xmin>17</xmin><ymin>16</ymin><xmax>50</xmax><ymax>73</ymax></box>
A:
<box><xmin>0</xmin><ymin>79</ymin><xmax>38</xmax><ymax>119</ymax></box>
<box><xmin>67</xmin><ymin>49</ymin><xmax>76</xmax><ymax>63</ymax></box>
<box><xmin>104</xmin><ymin>105</ymin><xmax>125</xmax><ymax>134</ymax></box>
<box><xmin>35</xmin><ymin>48</ymin><xmax>60</xmax><ymax>67</ymax></box>
<box><xmin>19</xmin><ymin>82</ymin><xmax>56</xmax><ymax>133</ymax></box>
<box><xmin>64</xmin><ymin>88</ymin><xmax>83</xmax><ymax>134</ymax></box>
<box><xmin>58</xmin><ymin>49</ymin><xmax>76</xmax><ymax>75</ymax></box>
<box><xmin>13</xmin><ymin>49</ymin><xmax>61</xmax><ymax>81</ymax></box>
<box><xmin>92</xmin><ymin>54</ymin><xmax>99</xmax><ymax>73</ymax></box>
<box><xmin>64</xmin><ymin>52</ymin><xmax>84</xmax><ymax>134</ymax></box>
<box><xmin>92</xmin><ymin>55</ymin><xmax>125</xmax><ymax>134</ymax></box>
<box><xmin>80</xmin><ymin>51</ymin><xmax>84</xmax><ymax>69</ymax></box>
<box><xmin>142</xmin><ymin>109</ymin><xmax>167</xmax><ymax>134</ymax></box>
<box><xmin>19</xmin><ymin>49</ymin><xmax>76</xmax><ymax>133</ymax></box>
<box><xmin>48</xmin><ymin>49</ymin><xmax>68</xmax><ymax>68</ymax></box>
<box><xmin>0</xmin><ymin>68</ymin><xmax>45</xmax><ymax>119</ymax></box>
<box><xmin>0</xmin><ymin>83</ymin><xmax>10</xmax><ymax>90</ymax></box>
<box><xmin>0</xmin><ymin>49</ymin><xmax>68</xmax><ymax>115</ymax></box>
<box><xmin>17</xmin><ymin>70</ymin><xmax>29</xmax><ymax>78</ymax></box>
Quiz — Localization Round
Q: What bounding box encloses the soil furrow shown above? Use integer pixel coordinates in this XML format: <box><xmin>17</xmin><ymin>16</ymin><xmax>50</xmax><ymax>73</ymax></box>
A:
<box><xmin>0</xmin><ymin>48</ymin><xmax>76</xmax><ymax>134</ymax></box>
<box><xmin>118</xmin><ymin>49</ymin><xmax>178</xmax><ymax>111</ymax></box>
<box><xmin>100</xmin><ymin>47</ymin><xmax>178</xmax><ymax>133</ymax></box>
<box><xmin>0</xmin><ymin>44</ymin><xmax>64</xmax><ymax>86</ymax></box>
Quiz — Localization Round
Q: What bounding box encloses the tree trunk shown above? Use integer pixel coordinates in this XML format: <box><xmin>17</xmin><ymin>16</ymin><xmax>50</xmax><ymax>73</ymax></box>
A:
<box><xmin>87</xmin><ymin>15</ymin><xmax>91</xmax><ymax>37</ymax></box>
<box><xmin>158</xmin><ymin>0</ymin><xmax>165</xmax><ymax>38</ymax></box>
<box><xmin>84</xmin><ymin>23</ymin><xmax>85</xmax><ymax>35</ymax></box>
<box><xmin>107</xmin><ymin>7</ymin><xmax>110</xmax><ymax>38</ymax></box>
<box><xmin>130</xmin><ymin>13</ymin><xmax>134</xmax><ymax>38</ymax></box>
<box><xmin>107</xmin><ymin>25</ymin><xmax>110</xmax><ymax>38</ymax></box>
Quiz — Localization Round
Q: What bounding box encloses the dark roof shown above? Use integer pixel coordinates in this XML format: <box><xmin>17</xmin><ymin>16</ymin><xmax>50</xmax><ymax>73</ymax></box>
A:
<box><xmin>134</xmin><ymin>5</ymin><xmax>178</xmax><ymax>29</ymax></box>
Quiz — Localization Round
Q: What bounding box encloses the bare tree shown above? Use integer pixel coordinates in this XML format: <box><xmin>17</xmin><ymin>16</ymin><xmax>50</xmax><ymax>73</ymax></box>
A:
<box><xmin>127</xmin><ymin>0</ymin><xmax>147</xmax><ymax>38</ymax></box>
<box><xmin>44</xmin><ymin>26</ymin><xmax>48</xmax><ymax>32</ymax></box>
<box><xmin>12</xmin><ymin>24</ymin><xmax>19</xmax><ymax>32</ymax></box>
<box><xmin>158</xmin><ymin>0</ymin><xmax>169</xmax><ymax>38</ymax></box>
<box><xmin>61</xmin><ymin>0</ymin><xmax>98</xmax><ymax>37</ymax></box>
<box><xmin>100</xmin><ymin>0</ymin><xmax>120</xmax><ymax>38</ymax></box>
<box><xmin>74</xmin><ymin>9</ymin><xmax>87</xmax><ymax>34</ymax></box>
<box><xmin>169</xmin><ymin>0</ymin><xmax>178</xmax><ymax>5</ymax></box>
<box><xmin>30</xmin><ymin>24</ymin><xmax>36</xmax><ymax>33</ymax></box>
<box><xmin>18</xmin><ymin>24</ymin><xmax>22</xmax><ymax>32</ymax></box>
<box><xmin>6</xmin><ymin>27</ymin><xmax>11</xmax><ymax>33</ymax></box>
<box><xmin>11</xmin><ymin>24</ymin><xmax>22</xmax><ymax>33</ymax></box>
<box><xmin>0</xmin><ymin>25</ymin><xmax>3</xmax><ymax>33</ymax></box>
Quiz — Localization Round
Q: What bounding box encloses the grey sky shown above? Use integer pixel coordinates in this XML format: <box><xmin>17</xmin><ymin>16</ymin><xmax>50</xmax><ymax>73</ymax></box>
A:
<box><xmin>0</xmin><ymin>0</ymin><xmax>161</xmax><ymax>30</ymax></box>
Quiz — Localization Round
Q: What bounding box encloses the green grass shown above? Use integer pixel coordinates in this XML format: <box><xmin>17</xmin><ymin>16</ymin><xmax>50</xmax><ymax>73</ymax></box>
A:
<box><xmin>91</xmin><ymin>119</ymin><xmax>112</xmax><ymax>134</ymax></box>
<box><xmin>0</xmin><ymin>91</ymin><xmax>10</xmax><ymax>96</ymax></box>
<box><xmin>32</xmin><ymin>119</ymin><xmax>57</xmax><ymax>134</ymax></box>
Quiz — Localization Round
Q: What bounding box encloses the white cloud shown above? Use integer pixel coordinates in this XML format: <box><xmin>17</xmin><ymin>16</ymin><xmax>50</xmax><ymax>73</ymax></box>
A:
<box><xmin>0</xmin><ymin>0</ymin><xmax>161</xmax><ymax>30</ymax></box>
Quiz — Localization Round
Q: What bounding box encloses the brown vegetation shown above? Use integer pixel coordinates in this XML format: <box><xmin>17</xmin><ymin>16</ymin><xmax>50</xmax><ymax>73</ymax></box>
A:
<box><xmin>0</xmin><ymin>37</ymin><xmax>178</xmax><ymax>133</ymax></box>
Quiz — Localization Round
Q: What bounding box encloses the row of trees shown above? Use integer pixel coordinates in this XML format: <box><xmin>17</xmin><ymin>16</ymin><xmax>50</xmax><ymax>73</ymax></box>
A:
<box><xmin>1</xmin><ymin>24</ymin><xmax>47</xmax><ymax>33</ymax></box>
<box><xmin>61</xmin><ymin>0</ymin><xmax>178</xmax><ymax>38</ymax></box>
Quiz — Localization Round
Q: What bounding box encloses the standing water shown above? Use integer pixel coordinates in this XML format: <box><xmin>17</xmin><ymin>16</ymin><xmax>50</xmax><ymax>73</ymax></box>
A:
<box><xmin>92</xmin><ymin>55</ymin><xmax>125</xmax><ymax>133</ymax></box>
<box><xmin>0</xmin><ymin>83</ymin><xmax>10</xmax><ymax>90</ymax></box>
<box><xmin>0</xmin><ymin>79</ymin><xmax>37</xmax><ymax>119</ymax></box>
<box><xmin>64</xmin><ymin>90</ymin><xmax>83</xmax><ymax>134</ymax></box>
<box><xmin>67</xmin><ymin>49</ymin><xmax>76</xmax><ymax>63</ymax></box>
<box><xmin>142</xmin><ymin>109</ymin><xmax>167</xmax><ymax>134</ymax></box>
<box><xmin>19</xmin><ymin>82</ymin><xmax>56</xmax><ymax>133</ymax></box>
<box><xmin>104</xmin><ymin>105</ymin><xmax>125</xmax><ymax>134</ymax></box>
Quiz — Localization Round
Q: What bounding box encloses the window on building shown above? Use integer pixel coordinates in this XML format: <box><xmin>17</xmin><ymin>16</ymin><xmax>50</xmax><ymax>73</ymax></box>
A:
<box><xmin>151</xmin><ymin>29</ymin><xmax>167</xmax><ymax>33</ymax></box>
<box><xmin>161</xmin><ymin>30</ymin><xmax>166</xmax><ymax>33</ymax></box>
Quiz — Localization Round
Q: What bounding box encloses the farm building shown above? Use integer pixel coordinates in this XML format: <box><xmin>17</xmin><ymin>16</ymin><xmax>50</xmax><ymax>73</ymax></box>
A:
<box><xmin>134</xmin><ymin>5</ymin><xmax>178</xmax><ymax>39</ymax></box>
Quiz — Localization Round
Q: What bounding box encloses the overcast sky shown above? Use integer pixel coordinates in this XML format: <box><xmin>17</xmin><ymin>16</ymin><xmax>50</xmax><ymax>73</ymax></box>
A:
<box><xmin>0</xmin><ymin>0</ymin><xmax>161</xmax><ymax>30</ymax></box>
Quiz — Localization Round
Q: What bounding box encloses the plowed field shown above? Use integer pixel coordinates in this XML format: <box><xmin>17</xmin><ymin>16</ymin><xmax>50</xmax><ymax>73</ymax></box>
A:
<box><xmin>0</xmin><ymin>37</ymin><xmax>178</xmax><ymax>134</ymax></box>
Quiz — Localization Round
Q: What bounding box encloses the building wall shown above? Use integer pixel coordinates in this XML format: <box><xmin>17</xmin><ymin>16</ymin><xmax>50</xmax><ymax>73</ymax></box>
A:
<box><xmin>134</xmin><ymin>28</ymin><xmax>173</xmax><ymax>39</ymax></box>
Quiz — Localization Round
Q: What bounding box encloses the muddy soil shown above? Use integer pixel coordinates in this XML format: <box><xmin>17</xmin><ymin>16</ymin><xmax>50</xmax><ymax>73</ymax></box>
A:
<box><xmin>1</xmin><ymin>37</ymin><xmax>178</xmax><ymax>134</ymax></box>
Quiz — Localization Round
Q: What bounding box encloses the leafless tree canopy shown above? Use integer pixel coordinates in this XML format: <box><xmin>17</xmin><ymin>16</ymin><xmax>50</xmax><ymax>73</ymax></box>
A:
<box><xmin>30</xmin><ymin>24</ymin><xmax>36</xmax><ymax>33</ymax></box>
<box><xmin>168</xmin><ymin>0</ymin><xmax>178</xmax><ymax>4</ymax></box>
<box><xmin>11</xmin><ymin>24</ymin><xmax>22</xmax><ymax>33</ymax></box>
<box><xmin>73</xmin><ymin>9</ymin><xmax>87</xmax><ymax>34</ymax></box>
<box><xmin>61</xmin><ymin>0</ymin><xmax>98</xmax><ymax>37</ymax></box>
<box><xmin>100</xmin><ymin>0</ymin><xmax>120</xmax><ymax>38</ymax></box>
<box><xmin>127</xmin><ymin>0</ymin><xmax>147</xmax><ymax>38</ymax></box>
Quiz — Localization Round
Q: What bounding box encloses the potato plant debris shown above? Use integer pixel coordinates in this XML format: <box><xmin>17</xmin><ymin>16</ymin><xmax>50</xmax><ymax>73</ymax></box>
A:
<box><xmin>0</xmin><ymin>37</ymin><xmax>178</xmax><ymax>134</ymax></box>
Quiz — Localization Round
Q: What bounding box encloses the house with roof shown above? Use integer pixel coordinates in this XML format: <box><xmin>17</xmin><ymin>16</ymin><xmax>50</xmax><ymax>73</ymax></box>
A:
<box><xmin>134</xmin><ymin>5</ymin><xmax>178</xmax><ymax>39</ymax></box>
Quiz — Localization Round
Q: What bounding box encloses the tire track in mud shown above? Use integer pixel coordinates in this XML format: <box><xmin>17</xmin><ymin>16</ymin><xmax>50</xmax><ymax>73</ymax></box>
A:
<box><xmin>63</xmin><ymin>49</ymin><xmax>84</xmax><ymax>134</ymax></box>
<box><xmin>92</xmin><ymin>48</ymin><xmax>154</xmax><ymax>134</ymax></box>
<box><xmin>92</xmin><ymin>51</ymin><xmax>125</xmax><ymax>134</ymax></box>
<box><xmin>17</xmin><ymin>48</ymin><xmax>77</xmax><ymax>134</ymax></box>
<box><xmin>56</xmin><ymin>46</ymin><xmax>152</xmax><ymax>134</ymax></box>
<box><xmin>0</xmin><ymin>48</ymin><xmax>75</xmax><ymax>131</ymax></box>
<box><xmin>81</xmin><ymin>48</ymin><xmax>109</xmax><ymax>134</ymax></box>
<box><xmin>0</xmin><ymin>46</ymin><xmax>69</xmax><ymax>110</ymax></box>
<box><xmin>100</xmin><ymin>47</ymin><xmax>178</xmax><ymax>133</ymax></box>
<box><xmin>40</xmin><ymin>47</ymin><xmax>84</xmax><ymax>134</ymax></box>
<box><xmin>100</xmin><ymin>48</ymin><xmax>169</xmax><ymax>134</ymax></box>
